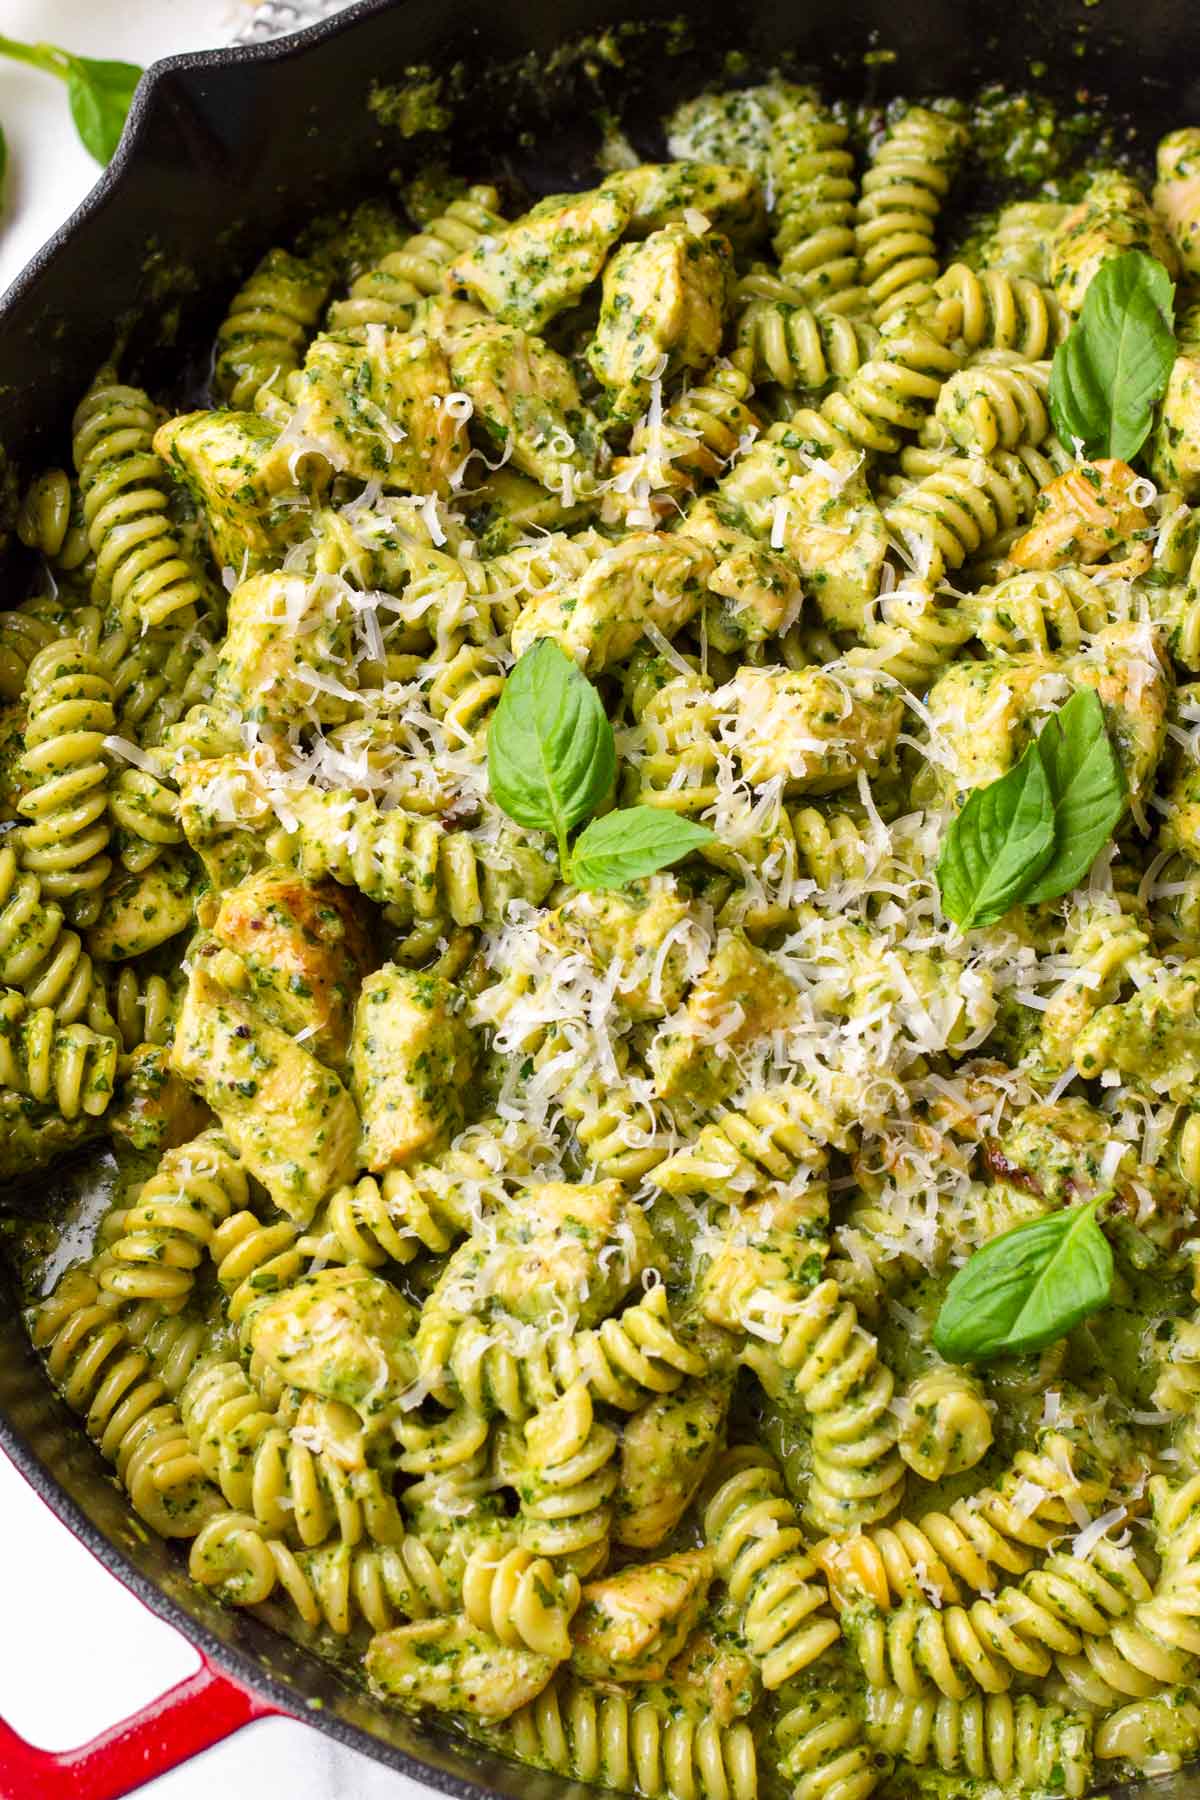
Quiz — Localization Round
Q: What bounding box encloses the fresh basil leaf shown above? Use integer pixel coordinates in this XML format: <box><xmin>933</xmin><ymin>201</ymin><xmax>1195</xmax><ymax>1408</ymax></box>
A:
<box><xmin>65</xmin><ymin>55</ymin><xmax>142</xmax><ymax>165</ymax></box>
<box><xmin>571</xmin><ymin>806</ymin><xmax>714</xmax><ymax>891</ymax></box>
<box><xmin>1022</xmin><ymin>688</ymin><xmax>1126</xmax><ymax>903</ymax></box>
<box><xmin>933</xmin><ymin>1200</ymin><xmax>1113</xmax><ymax>1363</ymax></box>
<box><xmin>1048</xmin><ymin>250</ymin><xmax>1177</xmax><ymax>462</ymax></box>
<box><xmin>488</xmin><ymin>639</ymin><xmax>615</xmax><ymax>859</ymax></box>
<box><xmin>936</xmin><ymin>742</ymin><xmax>1057</xmax><ymax>931</ymax></box>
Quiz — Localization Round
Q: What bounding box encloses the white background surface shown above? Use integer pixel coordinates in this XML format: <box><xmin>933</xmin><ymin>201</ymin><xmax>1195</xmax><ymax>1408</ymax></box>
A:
<box><xmin>0</xmin><ymin>3</ymin><xmax>434</xmax><ymax>1794</ymax></box>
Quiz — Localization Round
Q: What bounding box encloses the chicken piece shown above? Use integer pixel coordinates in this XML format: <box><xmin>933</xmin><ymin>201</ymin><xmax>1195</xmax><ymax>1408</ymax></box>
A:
<box><xmin>985</xmin><ymin>1093</ymin><xmax>1189</xmax><ymax>1253</ymax></box>
<box><xmin>366</xmin><ymin>1616</ymin><xmax>554</xmax><ymax>1720</ymax></box>
<box><xmin>665</xmin><ymin>1630</ymin><xmax>760</xmax><ymax>1725</ymax></box>
<box><xmin>1075</xmin><ymin>961</ymin><xmax>1200</xmax><ymax>1105</ymax></box>
<box><xmin>682</xmin><ymin>495</ymin><xmax>804</xmax><ymax>649</ymax></box>
<box><xmin>605</xmin><ymin>161</ymin><xmax>766</xmax><ymax>248</ymax></box>
<box><xmin>212</xmin><ymin>867</ymin><xmax>373</xmax><ymax>1066</ymax></box>
<box><xmin>109</xmin><ymin>1045</ymin><xmax>212</xmax><ymax>1154</ymax></box>
<box><xmin>925</xmin><ymin>656</ymin><xmax>1060</xmax><ymax>794</ymax></box>
<box><xmin>444</xmin><ymin>316</ymin><xmax>606</xmax><ymax>496</ymax></box>
<box><xmin>289</xmin><ymin>327</ymin><xmax>467</xmax><ymax>495</ymax></box>
<box><xmin>537</xmin><ymin>880</ymin><xmax>698</xmax><ymax>1021</ymax></box>
<box><xmin>729</xmin><ymin>664</ymin><xmax>901</xmax><ymax>791</ymax></box>
<box><xmin>979</xmin><ymin>200</ymin><xmax>1071</xmax><ymax>283</ymax></box>
<box><xmin>86</xmin><ymin>852</ymin><xmax>195</xmax><ymax>961</ymax></box>
<box><xmin>989</xmin><ymin>1096</ymin><xmax>1124</xmax><ymax>1205</ymax></box>
<box><xmin>510</xmin><ymin>531</ymin><xmax>712</xmax><ymax>673</ymax></box>
<box><xmin>350</xmin><ymin>964</ymin><xmax>474</xmax><ymax>1170</ymax></box>
<box><xmin>249</xmin><ymin>1265</ymin><xmax>417</xmax><ymax>1419</ymax></box>
<box><xmin>570</xmin><ymin>1550</ymin><xmax>714</xmax><ymax>1682</ymax></box>
<box><xmin>650</xmin><ymin>932</ymin><xmax>799</xmax><ymax>1112</ymax></box>
<box><xmin>666</xmin><ymin>82</ymin><xmax>812</xmax><ymax>175</ymax></box>
<box><xmin>1007</xmin><ymin>459</ymin><xmax>1153</xmax><ymax>579</ymax></box>
<box><xmin>214</xmin><ymin>569</ymin><xmax>360</xmax><ymax>726</ymax></box>
<box><xmin>698</xmin><ymin>1192</ymin><xmax>830</xmax><ymax>1338</ymax></box>
<box><xmin>1066</xmin><ymin>621</ymin><xmax>1170</xmax><ymax>807</ymax></box>
<box><xmin>171</xmin><ymin>965</ymin><xmax>359</xmax><ymax>1220</ymax></box>
<box><xmin>429</xmin><ymin>1180</ymin><xmax>656</xmax><ymax>1332</ymax></box>
<box><xmin>1162</xmin><ymin>755</ymin><xmax>1200</xmax><ymax>862</ymax></box>
<box><xmin>1154</xmin><ymin>127</ymin><xmax>1200</xmax><ymax>276</ymax></box>
<box><xmin>154</xmin><ymin>409</ymin><xmax>321</xmax><ymax>574</ymax></box>
<box><xmin>588</xmin><ymin>224</ymin><xmax>733</xmax><ymax>424</ymax></box>
<box><xmin>1151</xmin><ymin>352</ymin><xmax>1200</xmax><ymax>499</ymax></box>
<box><xmin>448</xmin><ymin>185</ymin><xmax>633</xmax><ymax>333</ymax></box>
<box><xmin>1050</xmin><ymin>170</ymin><xmax>1178</xmax><ymax>315</ymax></box>
<box><xmin>175</xmin><ymin>754</ymin><xmax>270</xmax><ymax>891</ymax></box>
<box><xmin>772</xmin><ymin>443</ymin><xmax>889</xmax><ymax>634</ymax></box>
<box><xmin>615</xmin><ymin>1378</ymin><xmax>729</xmax><ymax>1549</ymax></box>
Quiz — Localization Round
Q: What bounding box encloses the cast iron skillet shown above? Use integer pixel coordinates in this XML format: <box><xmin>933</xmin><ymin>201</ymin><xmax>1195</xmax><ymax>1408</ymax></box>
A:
<box><xmin>2</xmin><ymin>0</ymin><xmax>1200</xmax><ymax>1792</ymax></box>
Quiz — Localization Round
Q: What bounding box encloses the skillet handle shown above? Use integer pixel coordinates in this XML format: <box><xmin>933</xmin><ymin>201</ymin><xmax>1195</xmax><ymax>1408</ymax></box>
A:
<box><xmin>0</xmin><ymin>1657</ymin><xmax>279</xmax><ymax>1799</ymax></box>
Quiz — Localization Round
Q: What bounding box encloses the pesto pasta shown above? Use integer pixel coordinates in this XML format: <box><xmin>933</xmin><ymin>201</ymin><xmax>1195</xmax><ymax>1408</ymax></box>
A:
<box><xmin>14</xmin><ymin>71</ymin><xmax>1200</xmax><ymax>1800</ymax></box>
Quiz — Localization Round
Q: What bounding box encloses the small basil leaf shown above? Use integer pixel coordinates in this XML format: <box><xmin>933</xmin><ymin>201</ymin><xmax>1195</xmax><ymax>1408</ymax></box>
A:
<box><xmin>936</xmin><ymin>743</ymin><xmax>1057</xmax><ymax>931</ymax></box>
<box><xmin>570</xmin><ymin>806</ymin><xmax>714</xmax><ymax>891</ymax></box>
<box><xmin>1022</xmin><ymin>688</ymin><xmax>1126</xmax><ymax>903</ymax></box>
<box><xmin>65</xmin><ymin>55</ymin><xmax>142</xmax><ymax>165</ymax></box>
<box><xmin>934</xmin><ymin>1200</ymin><xmax>1113</xmax><ymax>1363</ymax></box>
<box><xmin>1048</xmin><ymin>250</ymin><xmax>1176</xmax><ymax>462</ymax></box>
<box><xmin>488</xmin><ymin>639</ymin><xmax>615</xmax><ymax>854</ymax></box>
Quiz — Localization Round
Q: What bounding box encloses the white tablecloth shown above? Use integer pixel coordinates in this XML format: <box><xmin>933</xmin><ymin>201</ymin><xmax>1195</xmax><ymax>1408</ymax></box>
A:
<box><xmin>0</xmin><ymin>2</ymin><xmax>436</xmax><ymax>1793</ymax></box>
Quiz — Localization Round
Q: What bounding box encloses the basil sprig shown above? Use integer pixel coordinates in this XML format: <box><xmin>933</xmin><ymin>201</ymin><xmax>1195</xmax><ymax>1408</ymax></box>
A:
<box><xmin>489</xmin><ymin>638</ymin><xmax>713</xmax><ymax>889</ymax></box>
<box><xmin>933</xmin><ymin>1197</ymin><xmax>1113</xmax><ymax>1363</ymax></box>
<box><xmin>937</xmin><ymin>689</ymin><xmax>1125</xmax><ymax>930</ymax></box>
<box><xmin>0</xmin><ymin>34</ymin><xmax>142</xmax><ymax>166</ymax></box>
<box><xmin>1049</xmin><ymin>250</ymin><xmax>1177</xmax><ymax>463</ymax></box>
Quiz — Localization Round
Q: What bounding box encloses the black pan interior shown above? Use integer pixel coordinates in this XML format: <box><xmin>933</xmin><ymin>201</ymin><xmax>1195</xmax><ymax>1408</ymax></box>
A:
<box><xmin>2</xmin><ymin>0</ymin><xmax>1200</xmax><ymax>1792</ymax></box>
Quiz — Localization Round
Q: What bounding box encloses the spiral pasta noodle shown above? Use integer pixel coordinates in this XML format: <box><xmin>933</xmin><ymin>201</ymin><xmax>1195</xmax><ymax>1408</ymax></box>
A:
<box><xmin>107</xmin><ymin>966</ymin><xmax>177</xmax><ymax>1054</ymax></box>
<box><xmin>191</xmin><ymin>1510</ymin><xmax>449</xmax><ymax>1632</ymax></box>
<box><xmin>17</xmin><ymin>637</ymin><xmax>116</xmax><ymax>926</ymax></box>
<box><xmin>865</xmin><ymin>1687</ymin><xmax>1092</xmax><ymax>1794</ymax></box>
<box><xmin>29</xmin><ymin>1263</ymin><xmax>218</xmax><ymax>1536</ymax></box>
<box><xmin>72</xmin><ymin>371</ymin><xmax>209</xmax><ymax>632</ymax></box>
<box><xmin>179</xmin><ymin>1363</ymin><xmax>404</xmax><ymax>1547</ymax></box>
<box><xmin>209</xmin><ymin>1208</ymin><xmax>305</xmax><ymax>1344</ymax></box>
<box><xmin>883</xmin><ymin>448</ymin><xmax>1045</xmax><ymax>584</ymax></box>
<box><xmin>461</xmin><ymin>1541</ymin><xmax>581</xmax><ymax>1659</ymax></box>
<box><xmin>819</xmin><ymin>310</ymin><xmax>962</xmax><ymax>454</ymax></box>
<box><xmin>770</xmin><ymin>102</ymin><xmax>865</xmax><ymax>315</ymax></box>
<box><xmin>327</xmin><ymin>186</ymin><xmax>505</xmax><ymax>333</ymax></box>
<box><xmin>213</xmin><ymin>248</ymin><xmax>331</xmax><ymax>409</ymax></box>
<box><xmin>930</xmin><ymin>262</ymin><xmax>1066</xmax><ymax>360</ymax></box>
<box><xmin>930</xmin><ymin>358</ymin><xmax>1053</xmax><ymax>455</ymax></box>
<box><xmin>99</xmin><ymin>1131</ymin><xmax>247</xmax><ymax>1307</ymax></box>
<box><xmin>504</xmin><ymin>1382</ymin><xmax>619</xmax><ymax>1575</ymax></box>
<box><xmin>17</xmin><ymin>467</ymin><xmax>91</xmax><ymax>569</ymax></box>
<box><xmin>0</xmin><ymin>845</ymin><xmax>101</xmax><ymax>1021</ymax></box>
<box><xmin>816</xmin><ymin>1435</ymin><xmax>1112</xmax><ymax>1611</ymax></box>
<box><xmin>735</xmin><ymin>300</ymin><xmax>874</xmax><ymax>393</ymax></box>
<box><xmin>704</xmin><ymin>1448</ymin><xmax>841</xmax><ymax>1687</ymax></box>
<box><xmin>499</xmin><ymin>1676</ymin><xmax>759</xmax><ymax>1800</ymax></box>
<box><xmin>0</xmin><ymin>988</ymin><xmax>117</xmax><ymax>1119</ymax></box>
<box><xmin>856</xmin><ymin>107</ymin><xmax>967</xmax><ymax>322</ymax></box>
<box><xmin>743</xmin><ymin>1279</ymin><xmax>905</xmax><ymax>1533</ymax></box>
<box><xmin>417</xmin><ymin>1283</ymin><xmax>704</xmax><ymax>1421</ymax></box>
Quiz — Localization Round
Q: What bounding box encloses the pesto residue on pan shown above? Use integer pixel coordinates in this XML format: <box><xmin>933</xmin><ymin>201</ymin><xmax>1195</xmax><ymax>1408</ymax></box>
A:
<box><xmin>9</xmin><ymin>55</ymin><xmax>1200</xmax><ymax>1800</ymax></box>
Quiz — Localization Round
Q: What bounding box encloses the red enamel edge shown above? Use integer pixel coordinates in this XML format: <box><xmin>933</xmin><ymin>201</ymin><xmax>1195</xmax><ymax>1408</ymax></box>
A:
<box><xmin>0</xmin><ymin>1658</ymin><xmax>279</xmax><ymax>1799</ymax></box>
